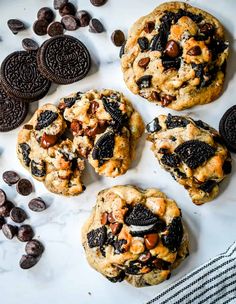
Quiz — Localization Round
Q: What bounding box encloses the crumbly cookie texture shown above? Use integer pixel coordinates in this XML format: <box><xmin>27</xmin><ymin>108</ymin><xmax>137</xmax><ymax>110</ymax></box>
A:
<box><xmin>82</xmin><ymin>185</ymin><xmax>189</xmax><ymax>287</ymax></box>
<box><xmin>59</xmin><ymin>89</ymin><xmax>144</xmax><ymax>177</ymax></box>
<box><xmin>146</xmin><ymin>114</ymin><xmax>232</xmax><ymax>205</ymax></box>
<box><xmin>17</xmin><ymin>104</ymin><xmax>85</xmax><ymax>196</ymax></box>
<box><xmin>121</xmin><ymin>2</ymin><xmax>229</xmax><ymax>110</ymax></box>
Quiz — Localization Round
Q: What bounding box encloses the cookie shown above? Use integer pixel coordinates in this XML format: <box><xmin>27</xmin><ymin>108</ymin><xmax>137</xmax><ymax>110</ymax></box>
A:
<box><xmin>0</xmin><ymin>51</ymin><xmax>51</xmax><ymax>102</ymax></box>
<box><xmin>37</xmin><ymin>35</ymin><xmax>91</xmax><ymax>84</ymax></box>
<box><xmin>121</xmin><ymin>2</ymin><xmax>229</xmax><ymax>110</ymax></box>
<box><xmin>59</xmin><ymin>89</ymin><xmax>144</xmax><ymax>177</ymax></box>
<box><xmin>0</xmin><ymin>84</ymin><xmax>28</xmax><ymax>132</ymax></box>
<box><xmin>82</xmin><ymin>185</ymin><xmax>189</xmax><ymax>287</ymax></box>
<box><xmin>219</xmin><ymin>105</ymin><xmax>236</xmax><ymax>153</ymax></box>
<box><xmin>146</xmin><ymin>114</ymin><xmax>232</xmax><ymax>205</ymax></box>
<box><xmin>17</xmin><ymin>104</ymin><xmax>85</xmax><ymax>196</ymax></box>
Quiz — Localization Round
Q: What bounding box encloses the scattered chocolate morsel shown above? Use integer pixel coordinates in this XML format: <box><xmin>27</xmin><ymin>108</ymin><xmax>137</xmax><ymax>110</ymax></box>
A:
<box><xmin>23</xmin><ymin>124</ymin><xmax>33</xmax><ymax>130</ymax></box>
<box><xmin>160</xmin><ymin>94</ymin><xmax>176</xmax><ymax>107</ymax></box>
<box><xmin>138</xmin><ymin>57</ymin><xmax>150</xmax><ymax>68</ymax></box>
<box><xmin>7</xmin><ymin>19</ymin><xmax>25</xmax><ymax>34</ymax></box>
<box><xmin>76</xmin><ymin>10</ymin><xmax>91</xmax><ymax>27</ymax></box>
<box><xmin>0</xmin><ymin>189</ymin><xmax>6</xmax><ymax>206</ymax></box>
<box><xmin>25</xmin><ymin>240</ymin><xmax>44</xmax><ymax>257</ymax></box>
<box><xmin>111</xmin><ymin>30</ymin><xmax>125</xmax><ymax>47</ymax></box>
<box><xmin>40</xmin><ymin>133</ymin><xmax>58</xmax><ymax>148</ymax></box>
<box><xmin>28</xmin><ymin>197</ymin><xmax>46</xmax><ymax>212</ymax></box>
<box><xmin>17</xmin><ymin>225</ymin><xmax>34</xmax><ymax>242</ymax></box>
<box><xmin>59</xmin><ymin>2</ymin><xmax>76</xmax><ymax>16</ymax></box>
<box><xmin>107</xmin><ymin>212</ymin><xmax>116</xmax><ymax>223</ymax></box>
<box><xmin>22</xmin><ymin>38</ymin><xmax>39</xmax><ymax>52</ymax></box>
<box><xmin>54</xmin><ymin>0</ymin><xmax>68</xmax><ymax>10</ymax></box>
<box><xmin>10</xmin><ymin>207</ymin><xmax>27</xmax><ymax>223</ymax></box>
<box><xmin>61</xmin><ymin>15</ymin><xmax>78</xmax><ymax>31</ymax></box>
<box><xmin>144</xmin><ymin>233</ymin><xmax>159</xmax><ymax>249</ymax></box>
<box><xmin>47</xmin><ymin>21</ymin><xmax>64</xmax><ymax>37</ymax></box>
<box><xmin>33</xmin><ymin>19</ymin><xmax>49</xmax><ymax>36</ymax></box>
<box><xmin>110</xmin><ymin>223</ymin><xmax>122</xmax><ymax>235</ymax></box>
<box><xmin>16</xmin><ymin>179</ymin><xmax>33</xmax><ymax>196</ymax></box>
<box><xmin>101</xmin><ymin>212</ymin><xmax>108</xmax><ymax>225</ymax></box>
<box><xmin>199</xmin><ymin>23</ymin><xmax>215</xmax><ymax>37</ymax></box>
<box><xmin>19</xmin><ymin>254</ymin><xmax>38</xmax><ymax>269</ymax></box>
<box><xmin>138</xmin><ymin>37</ymin><xmax>149</xmax><ymax>52</ymax></box>
<box><xmin>2</xmin><ymin>171</ymin><xmax>20</xmax><ymax>186</ymax></box>
<box><xmin>90</xmin><ymin>0</ymin><xmax>107</xmax><ymax>6</ymax></box>
<box><xmin>89</xmin><ymin>18</ymin><xmax>104</xmax><ymax>33</ymax></box>
<box><xmin>2</xmin><ymin>223</ymin><xmax>18</xmax><ymax>239</ymax></box>
<box><xmin>0</xmin><ymin>201</ymin><xmax>14</xmax><ymax>217</ymax></box>
<box><xmin>0</xmin><ymin>217</ymin><xmax>5</xmax><ymax>229</ymax></box>
<box><xmin>144</xmin><ymin>21</ymin><xmax>155</xmax><ymax>34</ymax></box>
<box><xmin>187</xmin><ymin>45</ymin><xmax>202</xmax><ymax>56</ymax></box>
<box><xmin>37</xmin><ymin>7</ymin><xmax>55</xmax><ymax>23</ymax></box>
<box><xmin>150</xmin><ymin>91</ymin><xmax>159</xmax><ymax>101</ymax></box>
<box><xmin>164</xmin><ymin>40</ymin><xmax>180</xmax><ymax>58</ymax></box>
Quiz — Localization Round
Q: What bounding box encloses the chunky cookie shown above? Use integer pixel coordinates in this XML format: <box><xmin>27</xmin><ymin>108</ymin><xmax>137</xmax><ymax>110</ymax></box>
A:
<box><xmin>59</xmin><ymin>89</ymin><xmax>144</xmax><ymax>177</ymax></box>
<box><xmin>17</xmin><ymin>104</ymin><xmax>85</xmax><ymax>196</ymax></box>
<box><xmin>146</xmin><ymin>114</ymin><xmax>232</xmax><ymax>204</ymax></box>
<box><xmin>82</xmin><ymin>185</ymin><xmax>189</xmax><ymax>287</ymax></box>
<box><xmin>121</xmin><ymin>2</ymin><xmax>229</xmax><ymax>110</ymax></box>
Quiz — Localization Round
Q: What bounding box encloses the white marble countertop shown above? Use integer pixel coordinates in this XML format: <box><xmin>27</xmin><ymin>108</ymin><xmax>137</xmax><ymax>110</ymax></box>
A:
<box><xmin>0</xmin><ymin>0</ymin><xmax>236</xmax><ymax>303</ymax></box>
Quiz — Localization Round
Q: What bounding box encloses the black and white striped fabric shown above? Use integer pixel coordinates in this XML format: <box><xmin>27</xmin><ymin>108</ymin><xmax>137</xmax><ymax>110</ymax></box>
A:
<box><xmin>147</xmin><ymin>242</ymin><xmax>236</xmax><ymax>304</ymax></box>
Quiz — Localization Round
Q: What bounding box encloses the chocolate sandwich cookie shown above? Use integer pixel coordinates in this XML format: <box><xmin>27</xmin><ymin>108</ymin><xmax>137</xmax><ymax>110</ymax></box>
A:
<box><xmin>0</xmin><ymin>51</ymin><xmax>51</xmax><ymax>102</ymax></box>
<box><xmin>219</xmin><ymin>105</ymin><xmax>236</xmax><ymax>152</ymax></box>
<box><xmin>0</xmin><ymin>84</ymin><xmax>28</xmax><ymax>132</ymax></box>
<box><xmin>37</xmin><ymin>35</ymin><xmax>91</xmax><ymax>84</ymax></box>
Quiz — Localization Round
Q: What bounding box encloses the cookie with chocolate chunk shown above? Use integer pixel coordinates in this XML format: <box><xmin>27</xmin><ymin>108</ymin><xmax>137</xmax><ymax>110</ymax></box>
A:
<box><xmin>121</xmin><ymin>2</ymin><xmax>229</xmax><ymax>110</ymax></box>
<box><xmin>82</xmin><ymin>185</ymin><xmax>189</xmax><ymax>287</ymax></box>
<box><xmin>146</xmin><ymin>114</ymin><xmax>232</xmax><ymax>204</ymax></box>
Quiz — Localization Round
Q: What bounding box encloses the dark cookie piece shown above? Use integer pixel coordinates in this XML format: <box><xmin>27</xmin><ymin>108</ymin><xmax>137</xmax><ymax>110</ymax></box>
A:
<box><xmin>111</xmin><ymin>30</ymin><xmax>125</xmax><ymax>47</ymax></box>
<box><xmin>175</xmin><ymin>140</ymin><xmax>215</xmax><ymax>169</ymax></box>
<box><xmin>76</xmin><ymin>10</ymin><xmax>91</xmax><ymax>27</ymax></box>
<box><xmin>19</xmin><ymin>143</ymin><xmax>31</xmax><ymax>167</ymax></box>
<box><xmin>199</xmin><ymin>180</ymin><xmax>217</xmax><ymax>193</ymax></box>
<box><xmin>31</xmin><ymin>160</ymin><xmax>46</xmax><ymax>178</ymax></box>
<box><xmin>161</xmin><ymin>153</ymin><xmax>181</xmax><ymax>167</ymax></box>
<box><xmin>102</xmin><ymin>96</ymin><xmax>126</xmax><ymax>125</ymax></box>
<box><xmin>166</xmin><ymin>114</ymin><xmax>189</xmax><ymax>129</ymax></box>
<box><xmin>125</xmin><ymin>204</ymin><xmax>158</xmax><ymax>226</ymax></box>
<box><xmin>2</xmin><ymin>170</ymin><xmax>20</xmax><ymax>185</ymax></box>
<box><xmin>161</xmin><ymin>217</ymin><xmax>183</xmax><ymax>252</ymax></box>
<box><xmin>10</xmin><ymin>207</ymin><xmax>27</xmax><ymax>223</ymax></box>
<box><xmin>37</xmin><ymin>35</ymin><xmax>91</xmax><ymax>84</ymax></box>
<box><xmin>61</xmin><ymin>15</ymin><xmax>78</xmax><ymax>31</ymax></box>
<box><xmin>0</xmin><ymin>217</ymin><xmax>5</xmax><ymax>229</ymax></box>
<box><xmin>28</xmin><ymin>197</ymin><xmax>46</xmax><ymax>212</ymax></box>
<box><xmin>146</xmin><ymin>118</ymin><xmax>161</xmax><ymax>133</ymax></box>
<box><xmin>2</xmin><ymin>223</ymin><xmax>18</xmax><ymax>239</ymax></box>
<box><xmin>89</xmin><ymin>19</ymin><xmax>104</xmax><ymax>33</ymax></box>
<box><xmin>125</xmin><ymin>260</ymin><xmax>143</xmax><ymax>275</ymax></box>
<box><xmin>25</xmin><ymin>240</ymin><xmax>44</xmax><ymax>256</ymax></box>
<box><xmin>35</xmin><ymin>110</ymin><xmax>58</xmax><ymax>130</ymax></box>
<box><xmin>222</xmin><ymin>160</ymin><xmax>232</xmax><ymax>175</ymax></box>
<box><xmin>59</xmin><ymin>2</ymin><xmax>76</xmax><ymax>16</ymax></box>
<box><xmin>87</xmin><ymin>226</ymin><xmax>107</xmax><ymax>248</ymax></box>
<box><xmin>219</xmin><ymin>105</ymin><xmax>236</xmax><ymax>152</ymax></box>
<box><xmin>37</xmin><ymin>7</ymin><xmax>55</xmax><ymax>23</ymax></box>
<box><xmin>113</xmin><ymin>239</ymin><xmax>127</xmax><ymax>254</ymax></box>
<box><xmin>19</xmin><ymin>254</ymin><xmax>38</xmax><ymax>269</ymax></box>
<box><xmin>16</xmin><ymin>179</ymin><xmax>33</xmax><ymax>196</ymax></box>
<box><xmin>17</xmin><ymin>224</ymin><xmax>34</xmax><ymax>242</ymax></box>
<box><xmin>33</xmin><ymin>19</ymin><xmax>49</xmax><ymax>36</ymax></box>
<box><xmin>136</xmin><ymin>75</ymin><xmax>152</xmax><ymax>89</ymax></box>
<box><xmin>106</xmin><ymin>271</ymin><xmax>126</xmax><ymax>283</ymax></box>
<box><xmin>138</xmin><ymin>37</ymin><xmax>149</xmax><ymax>52</ymax></box>
<box><xmin>22</xmin><ymin>38</ymin><xmax>39</xmax><ymax>52</ymax></box>
<box><xmin>0</xmin><ymin>51</ymin><xmax>51</xmax><ymax>102</ymax></box>
<box><xmin>194</xmin><ymin>119</ymin><xmax>210</xmax><ymax>130</ymax></box>
<box><xmin>0</xmin><ymin>189</ymin><xmax>6</xmax><ymax>206</ymax></box>
<box><xmin>92</xmin><ymin>131</ymin><xmax>115</xmax><ymax>166</ymax></box>
<box><xmin>0</xmin><ymin>84</ymin><xmax>28</xmax><ymax>132</ymax></box>
<box><xmin>7</xmin><ymin>19</ymin><xmax>25</xmax><ymax>34</ymax></box>
<box><xmin>130</xmin><ymin>220</ymin><xmax>166</xmax><ymax>237</ymax></box>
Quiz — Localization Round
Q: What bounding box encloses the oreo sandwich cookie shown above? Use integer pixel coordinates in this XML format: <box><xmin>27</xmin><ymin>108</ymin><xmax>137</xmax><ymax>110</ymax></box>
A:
<box><xmin>0</xmin><ymin>84</ymin><xmax>28</xmax><ymax>132</ymax></box>
<box><xmin>37</xmin><ymin>35</ymin><xmax>91</xmax><ymax>84</ymax></box>
<box><xmin>219</xmin><ymin>105</ymin><xmax>236</xmax><ymax>152</ymax></box>
<box><xmin>0</xmin><ymin>51</ymin><xmax>51</xmax><ymax>102</ymax></box>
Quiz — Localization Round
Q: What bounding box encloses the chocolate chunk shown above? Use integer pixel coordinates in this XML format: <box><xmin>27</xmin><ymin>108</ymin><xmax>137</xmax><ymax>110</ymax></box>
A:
<box><xmin>2</xmin><ymin>171</ymin><xmax>20</xmax><ymax>185</ymax></box>
<box><xmin>31</xmin><ymin>160</ymin><xmax>46</xmax><ymax>178</ymax></box>
<box><xmin>0</xmin><ymin>189</ymin><xmax>6</xmax><ymax>206</ymax></box>
<box><xmin>138</xmin><ymin>37</ymin><xmax>149</xmax><ymax>52</ymax></box>
<box><xmin>199</xmin><ymin>180</ymin><xmax>217</xmax><ymax>193</ymax></box>
<box><xmin>111</xmin><ymin>30</ymin><xmax>125</xmax><ymax>47</ymax></box>
<box><xmin>113</xmin><ymin>239</ymin><xmax>127</xmax><ymax>254</ymax></box>
<box><xmin>54</xmin><ymin>0</ymin><xmax>68</xmax><ymax>10</ymax></box>
<box><xmin>61</xmin><ymin>15</ymin><xmax>78</xmax><ymax>31</ymax></box>
<box><xmin>28</xmin><ymin>197</ymin><xmax>46</xmax><ymax>212</ymax></box>
<box><xmin>106</xmin><ymin>271</ymin><xmax>125</xmax><ymax>283</ymax></box>
<box><xmin>35</xmin><ymin>110</ymin><xmax>58</xmax><ymax>130</ymax></box>
<box><xmin>125</xmin><ymin>261</ymin><xmax>143</xmax><ymax>275</ymax></box>
<box><xmin>2</xmin><ymin>224</ymin><xmax>18</xmax><ymax>239</ymax></box>
<box><xmin>138</xmin><ymin>57</ymin><xmax>150</xmax><ymax>68</ymax></box>
<box><xmin>222</xmin><ymin>160</ymin><xmax>232</xmax><ymax>175</ymax></box>
<box><xmin>125</xmin><ymin>203</ymin><xmax>158</xmax><ymax>226</ymax></box>
<box><xmin>22</xmin><ymin>38</ymin><xmax>39</xmax><ymax>52</ymax></box>
<box><xmin>7</xmin><ymin>19</ymin><xmax>25</xmax><ymax>34</ymax></box>
<box><xmin>59</xmin><ymin>2</ymin><xmax>76</xmax><ymax>16</ymax></box>
<box><xmin>161</xmin><ymin>153</ymin><xmax>181</xmax><ymax>167</ymax></box>
<box><xmin>144</xmin><ymin>21</ymin><xmax>155</xmax><ymax>34</ymax></box>
<box><xmin>166</xmin><ymin>114</ymin><xmax>190</xmax><ymax>129</ymax></box>
<box><xmin>162</xmin><ymin>57</ymin><xmax>181</xmax><ymax>70</ymax></box>
<box><xmin>110</xmin><ymin>223</ymin><xmax>122</xmax><ymax>235</ymax></box>
<box><xmin>136</xmin><ymin>75</ymin><xmax>152</xmax><ymax>89</ymax></box>
<box><xmin>187</xmin><ymin>45</ymin><xmax>202</xmax><ymax>56</ymax></box>
<box><xmin>0</xmin><ymin>201</ymin><xmax>14</xmax><ymax>217</ymax></box>
<box><xmin>160</xmin><ymin>94</ymin><xmax>176</xmax><ymax>107</ymax></box>
<box><xmin>199</xmin><ymin>23</ymin><xmax>215</xmax><ymax>37</ymax></box>
<box><xmin>25</xmin><ymin>240</ymin><xmax>44</xmax><ymax>256</ymax></box>
<box><xmin>76</xmin><ymin>10</ymin><xmax>91</xmax><ymax>27</ymax></box>
<box><xmin>161</xmin><ymin>217</ymin><xmax>183</xmax><ymax>252</ymax></box>
<box><xmin>89</xmin><ymin>18</ymin><xmax>104</xmax><ymax>33</ymax></box>
<box><xmin>194</xmin><ymin>119</ymin><xmax>210</xmax><ymax>130</ymax></box>
<box><xmin>16</xmin><ymin>179</ymin><xmax>33</xmax><ymax>196</ymax></box>
<box><xmin>17</xmin><ymin>225</ymin><xmax>34</xmax><ymax>242</ymax></box>
<box><xmin>19</xmin><ymin>143</ymin><xmax>31</xmax><ymax>167</ymax></box>
<box><xmin>219</xmin><ymin>105</ymin><xmax>236</xmax><ymax>152</ymax></box>
<box><xmin>87</xmin><ymin>226</ymin><xmax>107</xmax><ymax>248</ymax></box>
<box><xmin>92</xmin><ymin>131</ymin><xmax>115</xmax><ymax>166</ymax></box>
<box><xmin>0</xmin><ymin>217</ymin><xmax>5</xmax><ymax>229</ymax></box>
<box><xmin>19</xmin><ymin>255</ymin><xmax>38</xmax><ymax>269</ymax></box>
<box><xmin>165</xmin><ymin>40</ymin><xmax>180</xmax><ymax>58</ymax></box>
<box><xmin>175</xmin><ymin>140</ymin><xmax>215</xmax><ymax>169</ymax></box>
<box><xmin>47</xmin><ymin>21</ymin><xmax>64</xmax><ymax>37</ymax></box>
<box><xmin>90</xmin><ymin>0</ymin><xmax>107</xmax><ymax>6</ymax></box>
<box><xmin>152</xmin><ymin>258</ymin><xmax>171</xmax><ymax>270</ymax></box>
<box><xmin>10</xmin><ymin>207</ymin><xmax>27</xmax><ymax>223</ymax></box>
<box><xmin>37</xmin><ymin>7</ymin><xmax>55</xmax><ymax>23</ymax></box>
<box><xmin>146</xmin><ymin>118</ymin><xmax>161</xmax><ymax>133</ymax></box>
<box><xmin>102</xmin><ymin>96</ymin><xmax>126</xmax><ymax>125</ymax></box>
<box><xmin>33</xmin><ymin>19</ymin><xmax>49</xmax><ymax>36</ymax></box>
<box><xmin>144</xmin><ymin>233</ymin><xmax>159</xmax><ymax>250</ymax></box>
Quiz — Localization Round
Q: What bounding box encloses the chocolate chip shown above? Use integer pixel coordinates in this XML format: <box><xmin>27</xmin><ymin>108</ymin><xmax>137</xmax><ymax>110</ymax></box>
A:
<box><xmin>138</xmin><ymin>57</ymin><xmax>150</xmax><ymax>68</ymax></box>
<box><xmin>187</xmin><ymin>46</ymin><xmax>202</xmax><ymax>56</ymax></box>
<box><xmin>0</xmin><ymin>217</ymin><xmax>5</xmax><ymax>229</ymax></box>
<box><xmin>17</xmin><ymin>225</ymin><xmax>34</xmax><ymax>242</ymax></box>
<box><xmin>54</xmin><ymin>0</ymin><xmax>68</xmax><ymax>10</ymax></box>
<box><xmin>138</xmin><ymin>37</ymin><xmax>149</xmax><ymax>52</ymax></box>
<box><xmin>144</xmin><ymin>21</ymin><xmax>155</xmax><ymax>33</ymax></box>
<box><xmin>150</xmin><ymin>91</ymin><xmax>159</xmax><ymax>101</ymax></box>
<box><xmin>28</xmin><ymin>197</ymin><xmax>46</xmax><ymax>212</ymax></box>
<box><xmin>25</xmin><ymin>240</ymin><xmax>44</xmax><ymax>257</ymax></box>
<box><xmin>33</xmin><ymin>19</ymin><xmax>49</xmax><ymax>36</ymax></box>
<box><xmin>165</xmin><ymin>40</ymin><xmax>180</xmax><ymax>58</ymax></box>
<box><xmin>111</xmin><ymin>30</ymin><xmax>125</xmax><ymax>47</ymax></box>
<box><xmin>110</xmin><ymin>223</ymin><xmax>122</xmax><ymax>235</ymax></box>
<box><xmin>222</xmin><ymin>160</ymin><xmax>232</xmax><ymax>175</ymax></box>
<box><xmin>2</xmin><ymin>224</ymin><xmax>18</xmax><ymax>239</ymax></box>
<box><xmin>76</xmin><ymin>10</ymin><xmax>91</xmax><ymax>27</ymax></box>
<box><xmin>101</xmin><ymin>212</ymin><xmax>108</xmax><ymax>225</ymax></box>
<box><xmin>23</xmin><ymin>124</ymin><xmax>33</xmax><ymax>130</ymax></box>
<box><xmin>0</xmin><ymin>201</ymin><xmax>14</xmax><ymax>217</ymax></box>
<box><xmin>160</xmin><ymin>94</ymin><xmax>176</xmax><ymax>107</ymax></box>
<box><xmin>61</xmin><ymin>15</ymin><xmax>78</xmax><ymax>31</ymax></box>
<box><xmin>10</xmin><ymin>207</ymin><xmax>27</xmax><ymax>223</ymax></box>
<box><xmin>199</xmin><ymin>23</ymin><xmax>215</xmax><ymax>37</ymax></box>
<box><xmin>2</xmin><ymin>171</ymin><xmax>20</xmax><ymax>186</ymax></box>
<box><xmin>59</xmin><ymin>2</ymin><xmax>76</xmax><ymax>16</ymax></box>
<box><xmin>22</xmin><ymin>38</ymin><xmax>39</xmax><ymax>52</ymax></box>
<box><xmin>90</xmin><ymin>0</ymin><xmax>107</xmax><ymax>6</ymax></box>
<box><xmin>47</xmin><ymin>21</ymin><xmax>64</xmax><ymax>37</ymax></box>
<box><xmin>37</xmin><ymin>7</ymin><xmax>55</xmax><ymax>23</ymax></box>
<box><xmin>0</xmin><ymin>189</ymin><xmax>6</xmax><ymax>206</ymax></box>
<box><xmin>19</xmin><ymin>255</ymin><xmax>38</xmax><ymax>269</ymax></box>
<box><xmin>89</xmin><ymin>18</ymin><xmax>104</xmax><ymax>33</ymax></box>
<box><xmin>144</xmin><ymin>233</ymin><xmax>159</xmax><ymax>250</ymax></box>
<box><xmin>7</xmin><ymin>19</ymin><xmax>25</xmax><ymax>34</ymax></box>
<box><xmin>16</xmin><ymin>179</ymin><xmax>33</xmax><ymax>196</ymax></box>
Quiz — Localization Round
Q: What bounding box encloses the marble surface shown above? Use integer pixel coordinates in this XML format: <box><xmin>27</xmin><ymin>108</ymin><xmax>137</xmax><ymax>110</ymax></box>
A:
<box><xmin>0</xmin><ymin>0</ymin><xmax>236</xmax><ymax>303</ymax></box>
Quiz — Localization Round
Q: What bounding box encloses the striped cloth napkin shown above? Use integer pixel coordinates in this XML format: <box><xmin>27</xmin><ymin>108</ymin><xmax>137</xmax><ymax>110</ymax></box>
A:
<box><xmin>147</xmin><ymin>242</ymin><xmax>236</xmax><ymax>304</ymax></box>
